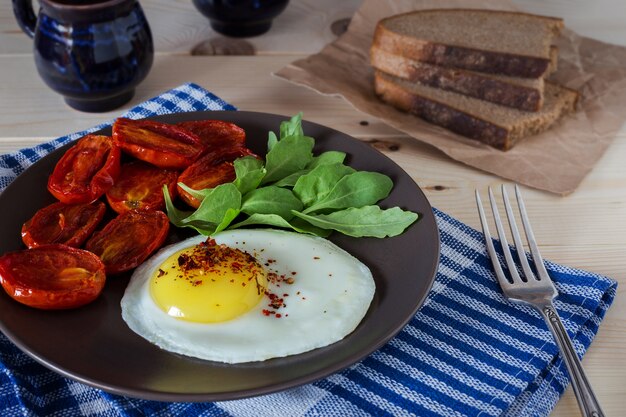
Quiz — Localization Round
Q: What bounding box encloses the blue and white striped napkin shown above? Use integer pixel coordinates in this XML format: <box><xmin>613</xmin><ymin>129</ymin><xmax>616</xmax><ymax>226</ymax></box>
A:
<box><xmin>0</xmin><ymin>83</ymin><xmax>617</xmax><ymax>417</ymax></box>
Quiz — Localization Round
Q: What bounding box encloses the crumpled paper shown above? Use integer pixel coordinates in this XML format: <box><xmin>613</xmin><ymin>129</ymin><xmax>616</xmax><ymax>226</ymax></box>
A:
<box><xmin>275</xmin><ymin>0</ymin><xmax>626</xmax><ymax>194</ymax></box>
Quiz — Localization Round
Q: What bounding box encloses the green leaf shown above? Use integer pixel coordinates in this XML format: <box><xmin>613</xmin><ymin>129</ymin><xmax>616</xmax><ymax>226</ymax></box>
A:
<box><xmin>229</xmin><ymin>213</ymin><xmax>331</xmax><ymax>237</ymax></box>
<box><xmin>306</xmin><ymin>151</ymin><xmax>346</xmax><ymax>169</ymax></box>
<box><xmin>272</xmin><ymin>169</ymin><xmax>310</xmax><ymax>188</ymax></box>
<box><xmin>234</xmin><ymin>156</ymin><xmax>266</xmax><ymax>195</ymax></box>
<box><xmin>273</xmin><ymin>152</ymin><xmax>348</xmax><ymax>188</ymax></box>
<box><xmin>214</xmin><ymin>207</ymin><xmax>241</xmax><ymax>234</ymax></box>
<box><xmin>267</xmin><ymin>131</ymin><xmax>278</xmax><ymax>151</ymax></box>
<box><xmin>303</xmin><ymin>171</ymin><xmax>393</xmax><ymax>214</ymax></box>
<box><xmin>279</xmin><ymin>112</ymin><xmax>304</xmax><ymax>139</ymax></box>
<box><xmin>178</xmin><ymin>182</ymin><xmax>212</xmax><ymax>203</ymax></box>
<box><xmin>163</xmin><ymin>185</ymin><xmax>193</xmax><ymax>227</ymax></box>
<box><xmin>291</xmin><ymin>206</ymin><xmax>419</xmax><ymax>238</ymax></box>
<box><xmin>184</xmin><ymin>183</ymin><xmax>242</xmax><ymax>225</ymax></box>
<box><xmin>241</xmin><ymin>186</ymin><xmax>303</xmax><ymax>220</ymax></box>
<box><xmin>262</xmin><ymin>134</ymin><xmax>314</xmax><ymax>184</ymax></box>
<box><xmin>293</xmin><ymin>163</ymin><xmax>356</xmax><ymax>207</ymax></box>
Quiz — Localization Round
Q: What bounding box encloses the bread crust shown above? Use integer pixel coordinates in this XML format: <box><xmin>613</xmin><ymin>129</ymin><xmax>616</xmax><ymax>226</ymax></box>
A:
<box><xmin>370</xmin><ymin>46</ymin><xmax>544</xmax><ymax>111</ymax></box>
<box><xmin>374</xmin><ymin>9</ymin><xmax>563</xmax><ymax>78</ymax></box>
<box><xmin>374</xmin><ymin>27</ymin><xmax>551</xmax><ymax>79</ymax></box>
<box><xmin>374</xmin><ymin>72</ymin><xmax>577</xmax><ymax>151</ymax></box>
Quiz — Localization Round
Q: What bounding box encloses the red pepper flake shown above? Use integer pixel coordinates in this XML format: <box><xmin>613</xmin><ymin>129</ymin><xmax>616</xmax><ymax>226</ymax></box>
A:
<box><xmin>193</xmin><ymin>280</ymin><xmax>203</xmax><ymax>286</ymax></box>
<box><xmin>275</xmin><ymin>313</ymin><xmax>282</xmax><ymax>318</ymax></box>
<box><xmin>157</xmin><ymin>268</ymin><xmax>165</xmax><ymax>277</ymax></box>
<box><xmin>291</xmin><ymin>271</ymin><xmax>297</xmax><ymax>275</ymax></box>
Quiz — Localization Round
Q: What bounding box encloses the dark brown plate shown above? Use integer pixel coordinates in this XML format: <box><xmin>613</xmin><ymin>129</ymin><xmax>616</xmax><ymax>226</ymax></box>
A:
<box><xmin>0</xmin><ymin>111</ymin><xmax>439</xmax><ymax>401</ymax></box>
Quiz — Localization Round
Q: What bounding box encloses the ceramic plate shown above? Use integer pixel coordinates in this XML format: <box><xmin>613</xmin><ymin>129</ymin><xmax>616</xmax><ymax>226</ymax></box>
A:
<box><xmin>0</xmin><ymin>111</ymin><xmax>439</xmax><ymax>401</ymax></box>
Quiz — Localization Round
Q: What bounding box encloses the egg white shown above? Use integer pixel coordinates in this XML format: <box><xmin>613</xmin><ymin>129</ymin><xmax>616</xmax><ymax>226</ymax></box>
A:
<box><xmin>120</xmin><ymin>229</ymin><xmax>375</xmax><ymax>363</ymax></box>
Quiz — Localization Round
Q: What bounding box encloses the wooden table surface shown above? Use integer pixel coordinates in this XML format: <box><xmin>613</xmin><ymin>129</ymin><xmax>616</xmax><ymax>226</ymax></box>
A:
<box><xmin>1</xmin><ymin>1</ymin><xmax>624</xmax><ymax>415</ymax></box>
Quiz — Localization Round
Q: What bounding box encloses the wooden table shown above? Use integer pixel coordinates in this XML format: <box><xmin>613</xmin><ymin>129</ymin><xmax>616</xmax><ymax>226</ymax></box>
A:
<box><xmin>1</xmin><ymin>1</ymin><xmax>624</xmax><ymax>415</ymax></box>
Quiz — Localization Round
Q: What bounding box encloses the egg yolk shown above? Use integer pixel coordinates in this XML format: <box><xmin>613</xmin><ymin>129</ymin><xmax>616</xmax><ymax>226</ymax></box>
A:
<box><xmin>149</xmin><ymin>240</ymin><xmax>267</xmax><ymax>323</ymax></box>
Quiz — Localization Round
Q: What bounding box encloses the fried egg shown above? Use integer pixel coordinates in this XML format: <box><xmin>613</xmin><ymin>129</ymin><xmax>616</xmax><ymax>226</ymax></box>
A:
<box><xmin>120</xmin><ymin>229</ymin><xmax>375</xmax><ymax>363</ymax></box>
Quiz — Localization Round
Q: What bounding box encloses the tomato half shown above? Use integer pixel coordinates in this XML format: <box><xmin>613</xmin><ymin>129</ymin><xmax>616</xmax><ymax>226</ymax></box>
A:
<box><xmin>48</xmin><ymin>135</ymin><xmax>121</xmax><ymax>204</ymax></box>
<box><xmin>178</xmin><ymin>147</ymin><xmax>257</xmax><ymax>208</ymax></box>
<box><xmin>176</xmin><ymin>120</ymin><xmax>246</xmax><ymax>154</ymax></box>
<box><xmin>21</xmin><ymin>201</ymin><xmax>106</xmax><ymax>249</ymax></box>
<box><xmin>0</xmin><ymin>244</ymin><xmax>106</xmax><ymax>310</ymax></box>
<box><xmin>85</xmin><ymin>210</ymin><xmax>170</xmax><ymax>274</ymax></box>
<box><xmin>113</xmin><ymin>118</ymin><xmax>205</xmax><ymax>169</ymax></box>
<box><xmin>106</xmin><ymin>161</ymin><xmax>178</xmax><ymax>214</ymax></box>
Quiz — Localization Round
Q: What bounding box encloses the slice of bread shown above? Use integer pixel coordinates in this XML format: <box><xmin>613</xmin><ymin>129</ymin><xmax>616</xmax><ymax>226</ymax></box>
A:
<box><xmin>374</xmin><ymin>9</ymin><xmax>563</xmax><ymax>78</ymax></box>
<box><xmin>374</xmin><ymin>71</ymin><xmax>578</xmax><ymax>150</ymax></box>
<box><xmin>370</xmin><ymin>46</ymin><xmax>545</xmax><ymax>111</ymax></box>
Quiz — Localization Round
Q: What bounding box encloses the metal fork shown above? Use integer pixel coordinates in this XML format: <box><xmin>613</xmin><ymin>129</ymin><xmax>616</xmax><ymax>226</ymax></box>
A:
<box><xmin>476</xmin><ymin>185</ymin><xmax>604</xmax><ymax>417</ymax></box>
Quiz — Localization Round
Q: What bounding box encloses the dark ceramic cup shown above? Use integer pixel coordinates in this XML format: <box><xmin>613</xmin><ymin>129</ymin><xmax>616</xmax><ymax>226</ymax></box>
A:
<box><xmin>193</xmin><ymin>0</ymin><xmax>289</xmax><ymax>37</ymax></box>
<box><xmin>12</xmin><ymin>0</ymin><xmax>153</xmax><ymax>112</ymax></box>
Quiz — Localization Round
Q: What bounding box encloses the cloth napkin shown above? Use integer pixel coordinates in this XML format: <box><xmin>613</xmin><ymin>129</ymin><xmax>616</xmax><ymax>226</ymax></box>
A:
<box><xmin>0</xmin><ymin>84</ymin><xmax>617</xmax><ymax>417</ymax></box>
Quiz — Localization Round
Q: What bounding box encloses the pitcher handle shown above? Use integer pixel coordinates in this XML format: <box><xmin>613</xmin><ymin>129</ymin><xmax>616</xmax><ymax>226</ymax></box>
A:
<box><xmin>12</xmin><ymin>0</ymin><xmax>37</xmax><ymax>38</ymax></box>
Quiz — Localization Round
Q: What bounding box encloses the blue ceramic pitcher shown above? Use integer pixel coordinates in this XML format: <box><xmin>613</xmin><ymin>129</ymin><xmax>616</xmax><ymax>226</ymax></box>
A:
<box><xmin>13</xmin><ymin>0</ymin><xmax>153</xmax><ymax>112</ymax></box>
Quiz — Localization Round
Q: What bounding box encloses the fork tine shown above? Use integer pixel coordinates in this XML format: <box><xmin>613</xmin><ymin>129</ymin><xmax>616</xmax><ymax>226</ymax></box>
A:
<box><xmin>515</xmin><ymin>185</ymin><xmax>551</xmax><ymax>281</ymax></box>
<box><xmin>488</xmin><ymin>187</ymin><xmax>524</xmax><ymax>283</ymax></box>
<box><xmin>501</xmin><ymin>185</ymin><xmax>535</xmax><ymax>282</ymax></box>
<box><xmin>475</xmin><ymin>190</ymin><xmax>509</xmax><ymax>284</ymax></box>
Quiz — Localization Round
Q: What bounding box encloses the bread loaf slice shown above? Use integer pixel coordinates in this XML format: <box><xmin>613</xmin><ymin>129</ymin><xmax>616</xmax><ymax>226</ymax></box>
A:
<box><xmin>374</xmin><ymin>9</ymin><xmax>563</xmax><ymax>78</ymax></box>
<box><xmin>374</xmin><ymin>71</ymin><xmax>578</xmax><ymax>150</ymax></box>
<box><xmin>371</xmin><ymin>46</ymin><xmax>545</xmax><ymax>111</ymax></box>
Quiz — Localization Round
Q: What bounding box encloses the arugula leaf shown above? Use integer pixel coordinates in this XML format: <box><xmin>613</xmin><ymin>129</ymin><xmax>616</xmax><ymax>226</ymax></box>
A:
<box><xmin>272</xmin><ymin>169</ymin><xmax>309</xmax><ymax>188</ymax></box>
<box><xmin>184</xmin><ymin>183</ymin><xmax>241</xmax><ymax>225</ymax></box>
<box><xmin>213</xmin><ymin>207</ymin><xmax>241</xmax><ymax>234</ymax></box>
<box><xmin>229</xmin><ymin>213</ymin><xmax>331</xmax><ymax>237</ymax></box>
<box><xmin>234</xmin><ymin>156</ymin><xmax>266</xmax><ymax>195</ymax></box>
<box><xmin>261</xmin><ymin>134</ymin><xmax>314</xmax><ymax>184</ymax></box>
<box><xmin>267</xmin><ymin>131</ymin><xmax>278</xmax><ymax>151</ymax></box>
<box><xmin>241</xmin><ymin>186</ymin><xmax>303</xmax><ymax>220</ymax></box>
<box><xmin>302</xmin><ymin>171</ymin><xmax>393</xmax><ymax>214</ymax></box>
<box><xmin>291</xmin><ymin>206</ymin><xmax>418</xmax><ymax>238</ymax></box>
<box><xmin>293</xmin><ymin>163</ymin><xmax>356</xmax><ymax>207</ymax></box>
<box><xmin>163</xmin><ymin>185</ymin><xmax>193</xmax><ymax>227</ymax></box>
<box><xmin>306</xmin><ymin>151</ymin><xmax>346</xmax><ymax>169</ymax></box>
<box><xmin>280</xmin><ymin>112</ymin><xmax>304</xmax><ymax>138</ymax></box>
<box><xmin>176</xmin><ymin>182</ymin><xmax>212</xmax><ymax>203</ymax></box>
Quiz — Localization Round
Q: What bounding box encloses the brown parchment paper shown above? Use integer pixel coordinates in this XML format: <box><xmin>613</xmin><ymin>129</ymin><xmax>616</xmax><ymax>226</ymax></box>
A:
<box><xmin>274</xmin><ymin>0</ymin><xmax>626</xmax><ymax>195</ymax></box>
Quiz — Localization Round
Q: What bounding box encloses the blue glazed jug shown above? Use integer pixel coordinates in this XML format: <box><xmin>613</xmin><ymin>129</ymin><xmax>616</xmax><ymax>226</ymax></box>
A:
<box><xmin>13</xmin><ymin>0</ymin><xmax>153</xmax><ymax>112</ymax></box>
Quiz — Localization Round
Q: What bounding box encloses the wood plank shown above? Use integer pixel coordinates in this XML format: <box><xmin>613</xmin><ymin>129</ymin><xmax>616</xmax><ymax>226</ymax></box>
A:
<box><xmin>0</xmin><ymin>54</ymin><xmax>402</xmax><ymax>139</ymax></box>
<box><xmin>1</xmin><ymin>0</ymin><xmax>625</xmax><ymax>56</ymax></box>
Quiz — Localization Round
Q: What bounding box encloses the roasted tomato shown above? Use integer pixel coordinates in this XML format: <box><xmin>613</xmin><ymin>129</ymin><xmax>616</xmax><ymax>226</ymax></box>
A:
<box><xmin>0</xmin><ymin>245</ymin><xmax>106</xmax><ymax>310</ymax></box>
<box><xmin>106</xmin><ymin>161</ymin><xmax>178</xmax><ymax>214</ymax></box>
<box><xmin>178</xmin><ymin>147</ymin><xmax>257</xmax><ymax>208</ymax></box>
<box><xmin>85</xmin><ymin>210</ymin><xmax>169</xmax><ymax>274</ymax></box>
<box><xmin>176</xmin><ymin>120</ymin><xmax>246</xmax><ymax>154</ymax></box>
<box><xmin>21</xmin><ymin>201</ymin><xmax>106</xmax><ymax>249</ymax></box>
<box><xmin>112</xmin><ymin>118</ymin><xmax>205</xmax><ymax>169</ymax></box>
<box><xmin>48</xmin><ymin>135</ymin><xmax>121</xmax><ymax>204</ymax></box>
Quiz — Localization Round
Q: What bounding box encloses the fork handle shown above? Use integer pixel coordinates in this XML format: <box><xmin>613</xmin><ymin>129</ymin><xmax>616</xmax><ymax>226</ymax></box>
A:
<box><xmin>538</xmin><ymin>302</ymin><xmax>604</xmax><ymax>417</ymax></box>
